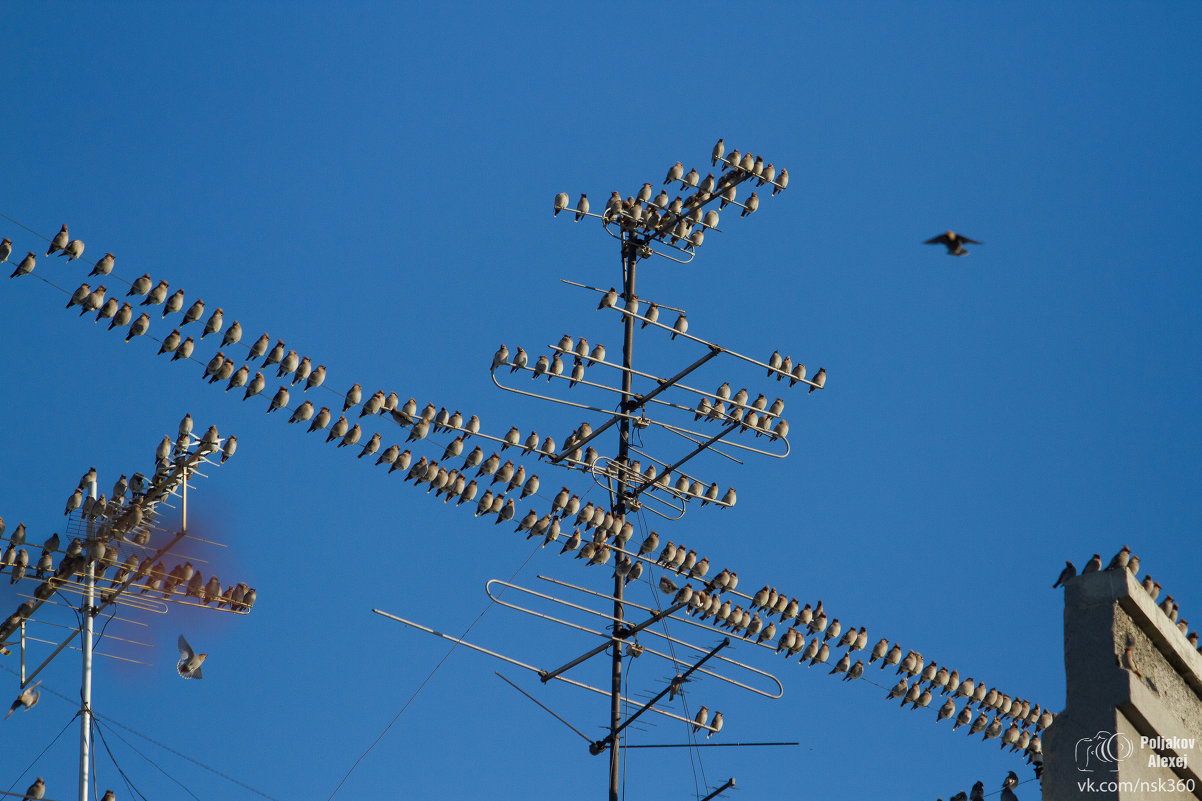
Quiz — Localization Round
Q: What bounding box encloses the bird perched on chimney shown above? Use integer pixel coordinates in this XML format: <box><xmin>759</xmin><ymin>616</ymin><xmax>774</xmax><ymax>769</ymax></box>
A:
<box><xmin>1052</xmin><ymin>561</ymin><xmax>1076</xmax><ymax>588</ymax></box>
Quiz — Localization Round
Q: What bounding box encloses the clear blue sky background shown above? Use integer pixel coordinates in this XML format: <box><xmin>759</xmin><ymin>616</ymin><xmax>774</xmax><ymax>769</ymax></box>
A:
<box><xmin>2</xmin><ymin>4</ymin><xmax>1200</xmax><ymax>800</ymax></box>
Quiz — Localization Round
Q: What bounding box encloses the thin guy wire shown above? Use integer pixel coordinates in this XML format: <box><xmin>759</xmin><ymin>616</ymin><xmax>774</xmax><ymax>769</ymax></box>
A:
<box><xmin>93</xmin><ymin>719</ymin><xmax>150</xmax><ymax>801</ymax></box>
<box><xmin>3</xmin><ymin>713</ymin><xmax>77</xmax><ymax>796</ymax></box>
<box><xmin>94</xmin><ymin>716</ymin><xmax>199</xmax><ymax>801</ymax></box>
<box><xmin>326</xmin><ymin>542</ymin><xmax>542</xmax><ymax>801</ymax></box>
<box><xmin>0</xmin><ymin>663</ymin><xmax>281</xmax><ymax>801</ymax></box>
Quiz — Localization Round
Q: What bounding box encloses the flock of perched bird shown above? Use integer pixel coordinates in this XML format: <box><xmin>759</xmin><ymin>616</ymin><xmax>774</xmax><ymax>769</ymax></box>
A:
<box><xmin>644</xmin><ymin>533</ymin><xmax>1052</xmax><ymax>759</ymax></box>
<box><xmin>0</xmin><ymin>420</ymin><xmax>254</xmax><ymax>680</ymax></box>
<box><xmin>554</xmin><ymin>138</ymin><xmax>788</xmax><ymax>251</ymax></box>
<box><xmin>5</xmin><ymin>221</ymin><xmax>824</xmax><ymax>537</ymax></box>
<box><xmin>8</xmin><ymin>775</ymin><xmax>114</xmax><ymax>801</ymax></box>
<box><xmin>936</xmin><ymin>770</ymin><xmax>1023</xmax><ymax>801</ymax></box>
<box><xmin>2</xmin><ymin>225</ymin><xmax>98</xmax><ymax>280</ymax></box>
<box><xmin>1055</xmin><ymin>545</ymin><xmax>1201</xmax><ymax>656</ymax></box>
<box><xmin>0</xmin><ymin>168</ymin><xmax>1004</xmax><ymax>793</ymax></box>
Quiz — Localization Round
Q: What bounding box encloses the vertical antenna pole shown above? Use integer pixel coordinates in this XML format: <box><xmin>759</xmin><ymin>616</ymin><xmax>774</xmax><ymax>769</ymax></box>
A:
<box><xmin>182</xmin><ymin>460</ymin><xmax>188</xmax><ymax>536</ymax></box>
<box><xmin>609</xmin><ymin>232</ymin><xmax>639</xmax><ymax>801</ymax></box>
<box><xmin>78</xmin><ymin>477</ymin><xmax>98</xmax><ymax>801</ymax></box>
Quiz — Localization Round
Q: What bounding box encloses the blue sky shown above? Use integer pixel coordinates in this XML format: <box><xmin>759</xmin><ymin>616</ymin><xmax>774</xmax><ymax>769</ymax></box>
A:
<box><xmin>2</xmin><ymin>3</ymin><xmax>1200</xmax><ymax>799</ymax></box>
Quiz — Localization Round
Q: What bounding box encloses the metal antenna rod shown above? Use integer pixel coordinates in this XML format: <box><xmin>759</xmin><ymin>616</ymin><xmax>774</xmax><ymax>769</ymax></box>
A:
<box><xmin>78</xmin><ymin>475</ymin><xmax>97</xmax><ymax>801</ymax></box>
<box><xmin>609</xmin><ymin>230</ymin><xmax>639</xmax><ymax>801</ymax></box>
<box><xmin>538</xmin><ymin>598</ymin><xmax>689</xmax><ymax>684</ymax></box>
<box><xmin>548</xmin><ymin>345</ymin><xmax>721</xmax><ymax>465</ymax></box>
<box><xmin>700</xmin><ymin>777</ymin><xmax>737</xmax><ymax>801</ymax></box>
<box><xmin>590</xmin><ymin>636</ymin><xmax>730</xmax><ymax>756</ymax></box>
<box><xmin>628</xmin><ymin>420</ymin><xmax>741</xmax><ymax>500</ymax></box>
<box><xmin>495</xmin><ymin>672</ymin><xmax>593</xmax><ymax>744</ymax></box>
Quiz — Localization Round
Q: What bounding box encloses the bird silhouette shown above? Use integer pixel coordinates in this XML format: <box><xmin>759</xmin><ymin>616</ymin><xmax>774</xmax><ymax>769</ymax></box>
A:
<box><xmin>1052</xmin><ymin>561</ymin><xmax>1076</xmax><ymax>588</ymax></box>
<box><xmin>925</xmin><ymin>230</ymin><xmax>982</xmax><ymax>256</ymax></box>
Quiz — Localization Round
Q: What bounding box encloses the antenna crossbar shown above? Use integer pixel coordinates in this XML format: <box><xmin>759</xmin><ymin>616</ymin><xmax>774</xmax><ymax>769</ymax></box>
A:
<box><xmin>588</xmin><ymin>636</ymin><xmax>729</xmax><ymax>755</ymax></box>
<box><xmin>538</xmin><ymin>598</ymin><xmax>689</xmax><ymax>683</ymax></box>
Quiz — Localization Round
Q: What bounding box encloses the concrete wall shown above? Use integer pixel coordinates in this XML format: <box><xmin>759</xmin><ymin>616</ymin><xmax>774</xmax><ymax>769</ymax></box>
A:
<box><xmin>1042</xmin><ymin>569</ymin><xmax>1202</xmax><ymax>800</ymax></box>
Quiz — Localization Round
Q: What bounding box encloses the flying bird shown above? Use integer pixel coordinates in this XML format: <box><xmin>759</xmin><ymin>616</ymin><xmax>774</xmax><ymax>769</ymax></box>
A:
<box><xmin>6</xmin><ymin>680</ymin><xmax>41</xmax><ymax>718</ymax></box>
<box><xmin>925</xmin><ymin>230</ymin><xmax>982</xmax><ymax>256</ymax></box>
<box><xmin>176</xmin><ymin>634</ymin><xmax>207</xmax><ymax>679</ymax></box>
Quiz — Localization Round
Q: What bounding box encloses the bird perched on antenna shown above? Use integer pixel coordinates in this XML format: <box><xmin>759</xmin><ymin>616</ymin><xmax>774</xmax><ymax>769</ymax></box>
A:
<box><xmin>176</xmin><ymin>634</ymin><xmax>207</xmax><ymax>679</ymax></box>
<box><xmin>925</xmin><ymin>231</ymin><xmax>982</xmax><ymax>256</ymax></box>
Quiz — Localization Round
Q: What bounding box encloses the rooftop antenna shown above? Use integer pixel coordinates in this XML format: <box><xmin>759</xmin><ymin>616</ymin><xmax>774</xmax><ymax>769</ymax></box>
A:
<box><xmin>2</xmin><ymin>141</ymin><xmax>818</xmax><ymax>796</ymax></box>
<box><xmin>545</xmin><ymin>141</ymin><xmax>802</xmax><ymax>800</ymax></box>
<box><xmin>0</xmin><ymin>416</ymin><xmax>254</xmax><ymax>801</ymax></box>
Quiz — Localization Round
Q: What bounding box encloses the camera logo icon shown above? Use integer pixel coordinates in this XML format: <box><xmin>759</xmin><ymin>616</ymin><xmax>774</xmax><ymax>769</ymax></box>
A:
<box><xmin>1075</xmin><ymin>731</ymin><xmax>1134</xmax><ymax>772</ymax></box>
